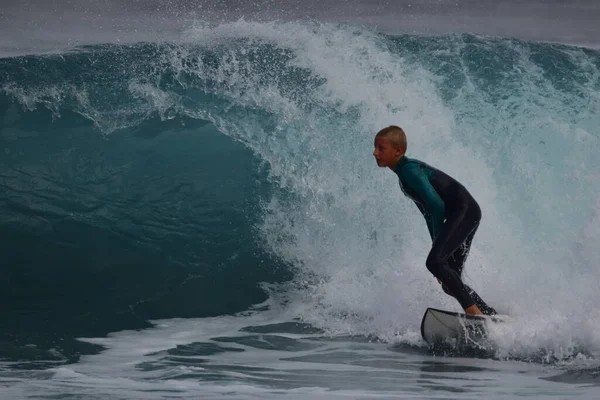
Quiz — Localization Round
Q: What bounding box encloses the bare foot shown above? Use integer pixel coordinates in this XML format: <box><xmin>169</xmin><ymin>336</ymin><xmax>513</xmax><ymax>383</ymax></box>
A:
<box><xmin>464</xmin><ymin>305</ymin><xmax>483</xmax><ymax>316</ymax></box>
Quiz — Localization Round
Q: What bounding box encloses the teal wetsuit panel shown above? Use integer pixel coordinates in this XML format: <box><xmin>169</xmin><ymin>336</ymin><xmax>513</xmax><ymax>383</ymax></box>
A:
<box><xmin>395</xmin><ymin>157</ymin><xmax>446</xmax><ymax>240</ymax></box>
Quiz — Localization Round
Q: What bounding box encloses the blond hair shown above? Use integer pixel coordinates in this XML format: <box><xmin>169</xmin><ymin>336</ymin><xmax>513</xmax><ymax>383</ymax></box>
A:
<box><xmin>375</xmin><ymin>125</ymin><xmax>407</xmax><ymax>152</ymax></box>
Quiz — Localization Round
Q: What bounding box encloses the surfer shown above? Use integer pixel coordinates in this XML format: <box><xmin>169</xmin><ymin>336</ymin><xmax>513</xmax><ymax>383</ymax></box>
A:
<box><xmin>373</xmin><ymin>125</ymin><xmax>497</xmax><ymax>316</ymax></box>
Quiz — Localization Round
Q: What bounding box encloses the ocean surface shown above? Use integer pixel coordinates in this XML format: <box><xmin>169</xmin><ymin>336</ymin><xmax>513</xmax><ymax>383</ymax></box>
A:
<box><xmin>1</xmin><ymin>1</ymin><xmax>600</xmax><ymax>398</ymax></box>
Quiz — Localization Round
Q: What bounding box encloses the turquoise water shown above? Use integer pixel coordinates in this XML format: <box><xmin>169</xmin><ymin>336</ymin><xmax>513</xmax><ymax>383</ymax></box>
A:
<box><xmin>1</xmin><ymin>19</ymin><xmax>600</xmax><ymax>398</ymax></box>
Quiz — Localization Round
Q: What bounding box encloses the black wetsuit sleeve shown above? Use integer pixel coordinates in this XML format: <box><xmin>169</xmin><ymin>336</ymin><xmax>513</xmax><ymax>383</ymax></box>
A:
<box><xmin>401</xmin><ymin>163</ymin><xmax>446</xmax><ymax>240</ymax></box>
<box><xmin>415</xmin><ymin>203</ymin><xmax>437</xmax><ymax>241</ymax></box>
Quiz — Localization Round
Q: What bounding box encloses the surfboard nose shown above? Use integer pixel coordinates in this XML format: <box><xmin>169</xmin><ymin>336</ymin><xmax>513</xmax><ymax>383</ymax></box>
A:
<box><xmin>421</xmin><ymin>307</ymin><xmax>493</xmax><ymax>345</ymax></box>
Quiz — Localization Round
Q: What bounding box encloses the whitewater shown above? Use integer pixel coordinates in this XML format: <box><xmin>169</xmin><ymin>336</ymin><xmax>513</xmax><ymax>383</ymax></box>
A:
<box><xmin>1</xmin><ymin>2</ymin><xmax>600</xmax><ymax>399</ymax></box>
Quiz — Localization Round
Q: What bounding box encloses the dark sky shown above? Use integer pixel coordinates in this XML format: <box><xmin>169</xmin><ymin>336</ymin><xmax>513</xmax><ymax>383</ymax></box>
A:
<box><xmin>3</xmin><ymin>0</ymin><xmax>600</xmax><ymax>56</ymax></box>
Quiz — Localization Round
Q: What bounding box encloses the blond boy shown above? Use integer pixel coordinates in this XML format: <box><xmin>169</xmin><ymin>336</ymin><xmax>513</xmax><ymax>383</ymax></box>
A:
<box><xmin>373</xmin><ymin>125</ymin><xmax>496</xmax><ymax>316</ymax></box>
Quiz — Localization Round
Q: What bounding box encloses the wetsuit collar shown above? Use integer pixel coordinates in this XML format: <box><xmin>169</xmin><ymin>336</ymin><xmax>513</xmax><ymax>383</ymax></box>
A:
<box><xmin>394</xmin><ymin>155</ymin><xmax>409</xmax><ymax>173</ymax></box>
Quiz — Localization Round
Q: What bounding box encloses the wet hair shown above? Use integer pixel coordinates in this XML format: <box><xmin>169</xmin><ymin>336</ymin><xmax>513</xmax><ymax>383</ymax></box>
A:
<box><xmin>375</xmin><ymin>125</ymin><xmax>407</xmax><ymax>152</ymax></box>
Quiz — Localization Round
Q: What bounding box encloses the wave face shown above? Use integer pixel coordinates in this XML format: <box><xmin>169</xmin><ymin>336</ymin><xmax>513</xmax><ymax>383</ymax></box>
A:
<box><xmin>1</xmin><ymin>20</ymin><xmax>599</xmax><ymax>364</ymax></box>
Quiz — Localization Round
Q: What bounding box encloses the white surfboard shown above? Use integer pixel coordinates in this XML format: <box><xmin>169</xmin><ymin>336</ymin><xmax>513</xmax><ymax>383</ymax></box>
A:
<box><xmin>420</xmin><ymin>307</ymin><xmax>502</xmax><ymax>345</ymax></box>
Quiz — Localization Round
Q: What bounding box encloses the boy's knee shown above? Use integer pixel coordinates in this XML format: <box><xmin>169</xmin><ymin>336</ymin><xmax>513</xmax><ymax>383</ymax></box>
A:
<box><xmin>425</xmin><ymin>256</ymin><xmax>442</xmax><ymax>276</ymax></box>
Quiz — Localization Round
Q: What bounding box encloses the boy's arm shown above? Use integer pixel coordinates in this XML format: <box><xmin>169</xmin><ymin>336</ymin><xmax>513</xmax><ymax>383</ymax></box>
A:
<box><xmin>415</xmin><ymin>203</ymin><xmax>436</xmax><ymax>241</ymax></box>
<box><xmin>402</xmin><ymin>164</ymin><xmax>445</xmax><ymax>239</ymax></box>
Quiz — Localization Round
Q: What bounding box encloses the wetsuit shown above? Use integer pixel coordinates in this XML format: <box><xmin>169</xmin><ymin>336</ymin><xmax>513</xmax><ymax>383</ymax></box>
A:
<box><xmin>394</xmin><ymin>156</ymin><xmax>496</xmax><ymax>315</ymax></box>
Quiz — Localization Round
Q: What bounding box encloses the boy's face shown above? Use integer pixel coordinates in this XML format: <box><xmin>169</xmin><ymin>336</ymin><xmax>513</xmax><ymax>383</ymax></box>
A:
<box><xmin>373</xmin><ymin>137</ymin><xmax>403</xmax><ymax>169</ymax></box>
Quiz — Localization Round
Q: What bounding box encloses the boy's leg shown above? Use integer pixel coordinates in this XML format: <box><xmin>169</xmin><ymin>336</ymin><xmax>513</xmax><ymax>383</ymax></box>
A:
<box><xmin>465</xmin><ymin>285</ymin><xmax>497</xmax><ymax>315</ymax></box>
<box><xmin>444</xmin><ymin>281</ymin><xmax>497</xmax><ymax>315</ymax></box>
<box><xmin>441</xmin><ymin>221</ymin><xmax>497</xmax><ymax>315</ymax></box>
<box><xmin>426</xmin><ymin>200</ymin><xmax>481</xmax><ymax>311</ymax></box>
